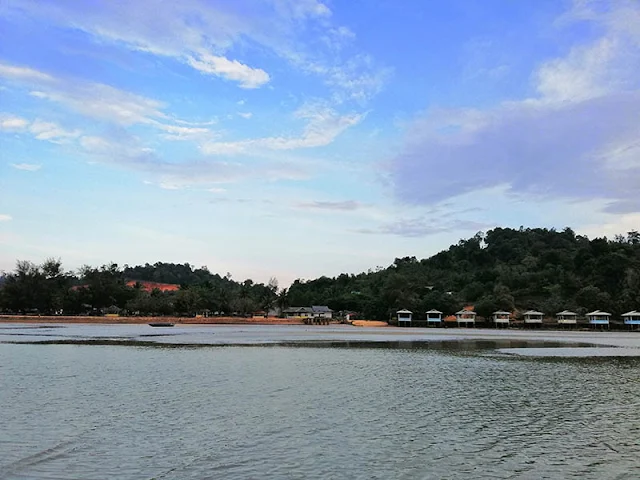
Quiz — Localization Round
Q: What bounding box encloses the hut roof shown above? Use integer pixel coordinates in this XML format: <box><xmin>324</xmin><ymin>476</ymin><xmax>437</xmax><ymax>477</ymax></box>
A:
<box><xmin>425</xmin><ymin>309</ymin><xmax>443</xmax><ymax>314</ymax></box>
<box><xmin>556</xmin><ymin>310</ymin><xmax>577</xmax><ymax>316</ymax></box>
<box><xmin>312</xmin><ymin>305</ymin><xmax>333</xmax><ymax>313</ymax></box>
<box><xmin>455</xmin><ymin>309</ymin><xmax>476</xmax><ymax>315</ymax></box>
<box><xmin>586</xmin><ymin>310</ymin><xmax>611</xmax><ymax>316</ymax></box>
<box><xmin>396</xmin><ymin>309</ymin><xmax>412</xmax><ymax>314</ymax></box>
<box><xmin>493</xmin><ymin>310</ymin><xmax>511</xmax><ymax>315</ymax></box>
<box><xmin>523</xmin><ymin>310</ymin><xmax>544</xmax><ymax>316</ymax></box>
<box><xmin>622</xmin><ymin>311</ymin><xmax>640</xmax><ymax>316</ymax></box>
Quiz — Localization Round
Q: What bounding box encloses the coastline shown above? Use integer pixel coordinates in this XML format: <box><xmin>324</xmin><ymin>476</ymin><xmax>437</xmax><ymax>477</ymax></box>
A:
<box><xmin>0</xmin><ymin>315</ymin><xmax>305</xmax><ymax>325</ymax></box>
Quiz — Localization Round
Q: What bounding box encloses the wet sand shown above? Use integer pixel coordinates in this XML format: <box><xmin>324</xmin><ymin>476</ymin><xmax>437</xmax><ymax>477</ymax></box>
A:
<box><xmin>1</xmin><ymin>322</ymin><xmax>640</xmax><ymax>356</ymax></box>
<box><xmin>0</xmin><ymin>315</ymin><xmax>304</xmax><ymax>325</ymax></box>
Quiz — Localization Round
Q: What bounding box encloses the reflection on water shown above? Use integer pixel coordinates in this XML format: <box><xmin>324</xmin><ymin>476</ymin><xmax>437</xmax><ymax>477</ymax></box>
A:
<box><xmin>1</xmin><ymin>342</ymin><xmax>639</xmax><ymax>479</ymax></box>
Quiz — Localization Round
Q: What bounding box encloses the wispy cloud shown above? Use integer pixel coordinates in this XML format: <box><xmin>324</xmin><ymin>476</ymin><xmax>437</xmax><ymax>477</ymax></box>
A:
<box><xmin>186</xmin><ymin>54</ymin><xmax>269</xmax><ymax>89</ymax></box>
<box><xmin>387</xmin><ymin>1</ymin><xmax>640</xmax><ymax>213</ymax></box>
<box><xmin>297</xmin><ymin>200</ymin><xmax>364</xmax><ymax>211</ymax></box>
<box><xmin>357</xmin><ymin>218</ymin><xmax>493</xmax><ymax>238</ymax></box>
<box><xmin>0</xmin><ymin>112</ymin><xmax>81</xmax><ymax>144</ymax></box>
<box><xmin>203</xmin><ymin>103</ymin><xmax>364</xmax><ymax>154</ymax></box>
<box><xmin>3</xmin><ymin>0</ymin><xmax>385</xmax><ymax>99</ymax></box>
<box><xmin>10</xmin><ymin>163</ymin><xmax>41</xmax><ymax>171</ymax></box>
<box><xmin>0</xmin><ymin>214</ymin><xmax>13</xmax><ymax>222</ymax></box>
<box><xmin>0</xmin><ymin>114</ymin><xmax>29</xmax><ymax>130</ymax></box>
<box><xmin>0</xmin><ymin>62</ymin><xmax>217</xmax><ymax>142</ymax></box>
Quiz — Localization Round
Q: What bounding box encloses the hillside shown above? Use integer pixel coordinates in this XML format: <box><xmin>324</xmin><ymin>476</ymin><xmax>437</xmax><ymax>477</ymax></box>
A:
<box><xmin>286</xmin><ymin>227</ymin><xmax>640</xmax><ymax>319</ymax></box>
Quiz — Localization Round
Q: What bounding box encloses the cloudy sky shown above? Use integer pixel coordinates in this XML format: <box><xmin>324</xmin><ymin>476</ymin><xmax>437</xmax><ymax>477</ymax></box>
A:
<box><xmin>1</xmin><ymin>0</ymin><xmax>639</xmax><ymax>284</ymax></box>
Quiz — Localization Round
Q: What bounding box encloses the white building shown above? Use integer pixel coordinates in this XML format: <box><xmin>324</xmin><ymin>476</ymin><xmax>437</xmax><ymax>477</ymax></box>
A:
<box><xmin>397</xmin><ymin>309</ymin><xmax>413</xmax><ymax>326</ymax></box>
<box><xmin>586</xmin><ymin>310</ymin><xmax>611</xmax><ymax>328</ymax></box>
<box><xmin>493</xmin><ymin>310</ymin><xmax>511</xmax><ymax>327</ymax></box>
<box><xmin>523</xmin><ymin>310</ymin><xmax>544</xmax><ymax>324</ymax></box>
<box><xmin>455</xmin><ymin>310</ymin><xmax>476</xmax><ymax>327</ymax></box>
<box><xmin>556</xmin><ymin>310</ymin><xmax>577</xmax><ymax>325</ymax></box>
<box><xmin>622</xmin><ymin>311</ymin><xmax>640</xmax><ymax>329</ymax></box>
<box><xmin>425</xmin><ymin>309</ymin><xmax>443</xmax><ymax>326</ymax></box>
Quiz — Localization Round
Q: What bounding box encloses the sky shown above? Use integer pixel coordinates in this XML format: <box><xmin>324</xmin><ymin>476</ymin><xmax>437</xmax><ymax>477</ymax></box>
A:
<box><xmin>1</xmin><ymin>0</ymin><xmax>639</xmax><ymax>285</ymax></box>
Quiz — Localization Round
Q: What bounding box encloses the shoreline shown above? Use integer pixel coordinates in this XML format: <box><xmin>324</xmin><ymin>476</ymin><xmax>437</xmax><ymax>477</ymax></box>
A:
<box><xmin>0</xmin><ymin>315</ymin><xmax>305</xmax><ymax>325</ymax></box>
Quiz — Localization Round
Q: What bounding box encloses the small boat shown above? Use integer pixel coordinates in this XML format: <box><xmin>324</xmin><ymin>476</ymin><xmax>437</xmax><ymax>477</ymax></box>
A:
<box><xmin>148</xmin><ymin>323</ymin><xmax>175</xmax><ymax>327</ymax></box>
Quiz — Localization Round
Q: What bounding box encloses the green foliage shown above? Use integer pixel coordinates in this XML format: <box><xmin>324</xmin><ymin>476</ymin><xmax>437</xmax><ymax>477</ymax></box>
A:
<box><xmin>286</xmin><ymin>227</ymin><xmax>640</xmax><ymax>319</ymax></box>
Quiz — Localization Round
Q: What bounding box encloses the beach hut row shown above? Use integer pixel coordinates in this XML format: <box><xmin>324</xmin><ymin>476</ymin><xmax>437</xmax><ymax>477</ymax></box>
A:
<box><xmin>395</xmin><ymin>309</ymin><xmax>640</xmax><ymax>329</ymax></box>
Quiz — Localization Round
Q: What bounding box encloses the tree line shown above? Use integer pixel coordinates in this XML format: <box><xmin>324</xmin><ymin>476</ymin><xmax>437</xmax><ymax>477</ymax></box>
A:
<box><xmin>1</xmin><ymin>227</ymin><xmax>640</xmax><ymax>319</ymax></box>
<box><xmin>0</xmin><ymin>261</ymin><xmax>283</xmax><ymax>317</ymax></box>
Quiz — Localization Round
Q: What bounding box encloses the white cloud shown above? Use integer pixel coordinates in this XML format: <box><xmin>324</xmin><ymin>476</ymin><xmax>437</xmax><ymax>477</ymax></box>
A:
<box><xmin>10</xmin><ymin>163</ymin><xmax>41</xmax><ymax>171</ymax></box>
<box><xmin>238</xmin><ymin>112</ymin><xmax>253</xmax><ymax>119</ymax></box>
<box><xmin>187</xmin><ymin>54</ymin><xmax>269</xmax><ymax>89</ymax></box>
<box><xmin>535</xmin><ymin>37</ymin><xmax>621</xmax><ymax>103</ymax></box>
<box><xmin>0</xmin><ymin>112</ymin><xmax>82</xmax><ymax>145</ymax></box>
<box><xmin>357</xmin><ymin>218</ymin><xmax>494</xmax><ymax>238</ymax></box>
<box><xmin>388</xmin><ymin>1</ymin><xmax>640</xmax><ymax>215</ymax></box>
<box><xmin>29</xmin><ymin>83</ymin><xmax>165</xmax><ymax>126</ymax></box>
<box><xmin>0</xmin><ymin>62</ymin><xmax>215</xmax><ymax>140</ymax></box>
<box><xmin>0</xmin><ymin>114</ymin><xmax>29</xmax><ymax>130</ymax></box>
<box><xmin>297</xmin><ymin>200</ymin><xmax>364</xmax><ymax>211</ymax></box>
<box><xmin>0</xmin><ymin>214</ymin><xmax>12</xmax><ymax>222</ymax></box>
<box><xmin>0</xmin><ymin>63</ymin><xmax>53</xmax><ymax>81</ymax></box>
<box><xmin>202</xmin><ymin>103</ymin><xmax>364</xmax><ymax>154</ymax></box>
<box><xmin>29</xmin><ymin>119</ymin><xmax>81</xmax><ymax>143</ymax></box>
<box><xmin>3</xmin><ymin>1</ymin><xmax>385</xmax><ymax>98</ymax></box>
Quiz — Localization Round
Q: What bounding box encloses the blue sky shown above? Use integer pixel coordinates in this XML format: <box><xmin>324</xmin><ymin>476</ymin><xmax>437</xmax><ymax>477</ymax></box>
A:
<box><xmin>1</xmin><ymin>0</ymin><xmax>639</xmax><ymax>285</ymax></box>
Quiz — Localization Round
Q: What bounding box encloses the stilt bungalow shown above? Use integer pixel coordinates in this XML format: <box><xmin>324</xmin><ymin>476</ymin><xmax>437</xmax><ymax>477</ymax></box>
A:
<box><xmin>622</xmin><ymin>311</ymin><xmax>640</xmax><ymax>330</ymax></box>
<box><xmin>455</xmin><ymin>310</ymin><xmax>476</xmax><ymax>327</ymax></box>
<box><xmin>397</xmin><ymin>309</ymin><xmax>413</xmax><ymax>327</ymax></box>
<box><xmin>523</xmin><ymin>310</ymin><xmax>544</xmax><ymax>326</ymax></box>
<box><xmin>556</xmin><ymin>310</ymin><xmax>577</xmax><ymax>326</ymax></box>
<box><xmin>586</xmin><ymin>310</ymin><xmax>611</xmax><ymax>329</ymax></box>
<box><xmin>283</xmin><ymin>307</ymin><xmax>313</xmax><ymax>319</ymax></box>
<box><xmin>425</xmin><ymin>309</ymin><xmax>443</xmax><ymax>327</ymax></box>
<box><xmin>493</xmin><ymin>310</ymin><xmax>511</xmax><ymax>328</ymax></box>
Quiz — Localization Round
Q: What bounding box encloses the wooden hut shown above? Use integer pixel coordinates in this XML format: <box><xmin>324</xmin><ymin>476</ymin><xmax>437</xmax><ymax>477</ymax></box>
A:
<box><xmin>586</xmin><ymin>310</ymin><xmax>611</xmax><ymax>329</ymax></box>
<box><xmin>396</xmin><ymin>309</ymin><xmax>413</xmax><ymax>327</ymax></box>
<box><xmin>455</xmin><ymin>310</ymin><xmax>476</xmax><ymax>327</ymax></box>
<box><xmin>622</xmin><ymin>311</ymin><xmax>640</xmax><ymax>330</ymax></box>
<box><xmin>556</xmin><ymin>310</ymin><xmax>577</xmax><ymax>327</ymax></box>
<box><xmin>425</xmin><ymin>309</ymin><xmax>443</xmax><ymax>327</ymax></box>
<box><xmin>523</xmin><ymin>310</ymin><xmax>544</xmax><ymax>326</ymax></box>
<box><xmin>492</xmin><ymin>310</ymin><xmax>511</xmax><ymax>328</ymax></box>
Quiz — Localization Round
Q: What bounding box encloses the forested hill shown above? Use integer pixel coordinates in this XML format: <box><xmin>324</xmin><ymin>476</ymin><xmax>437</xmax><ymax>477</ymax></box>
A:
<box><xmin>286</xmin><ymin>227</ymin><xmax>640</xmax><ymax>319</ymax></box>
<box><xmin>1</xmin><ymin>227</ymin><xmax>639</xmax><ymax>319</ymax></box>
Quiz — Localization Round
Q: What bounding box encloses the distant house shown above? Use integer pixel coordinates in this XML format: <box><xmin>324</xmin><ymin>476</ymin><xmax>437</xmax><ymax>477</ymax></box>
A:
<box><xmin>283</xmin><ymin>306</ymin><xmax>333</xmax><ymax>319</ymax></box>
<box><xmin>397</xmin><ymin>309</ymin><xmax>413</xmax><ymax>326</ymax></box>
<box><xmin>311</xmin><ymin>305</ymin><xmax>333</xmax><ymax>319</ymax></box>
<box><xmin>283</xmin><ymin>307</ymin><xmax>313</xmax><ymax>319</ymax></box>
<box><xmin>523</xmin><ymin>310</ymin><xmax>544</xmax><ymax>325</ymax></box>
<box><xmin>622</xmin><ymin>311</ymin><xmax>640</xmax><ymax>328</ymax></box>
<box><xmin>493</xmin><ymin>310</ymin><xmax>511</xmax><ymax>327</ymax></box>
<box><xmin>586</xmin><ymin>310</ymin><xmax>611</xmax><ymax>328</ymax></box>
<box><xmin>556</xmin><ymin>310</ymin><xmax>577</xmax><ymax>326</ymax></box>
<box><xmin>252</xmin><ymin>311</ymin><xmax>267</xmax><ymax>319</ymax></box>
<box><xmin>455</xmin><ymin>309</ymin><xmax>476</xmax><ymax>327</ymax></box>
<box><xmin>425</xmin><ymin>309</ymin><xmax>443</xmax><ymax>326</ymax></box>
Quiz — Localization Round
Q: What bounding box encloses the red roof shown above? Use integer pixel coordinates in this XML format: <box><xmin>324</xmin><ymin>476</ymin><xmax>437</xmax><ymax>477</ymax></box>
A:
<box><xmin>126</xmin><ymin>280</ymin><xmax>180</xmax><ymax>292</ymax></box>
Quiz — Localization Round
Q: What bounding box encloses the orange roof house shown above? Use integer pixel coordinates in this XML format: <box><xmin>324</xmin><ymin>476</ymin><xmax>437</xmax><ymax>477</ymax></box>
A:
<box><xmin>126</xmin><ymin>280</ymin><xmax>180</xmax><ymax>292</ymax></box>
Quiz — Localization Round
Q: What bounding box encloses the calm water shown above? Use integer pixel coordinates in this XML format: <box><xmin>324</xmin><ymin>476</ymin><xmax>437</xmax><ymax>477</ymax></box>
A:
<box><xmin>1</xmin><ymin>337</ymin><xmax>640</xmax><ymax>479</ymax></box>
